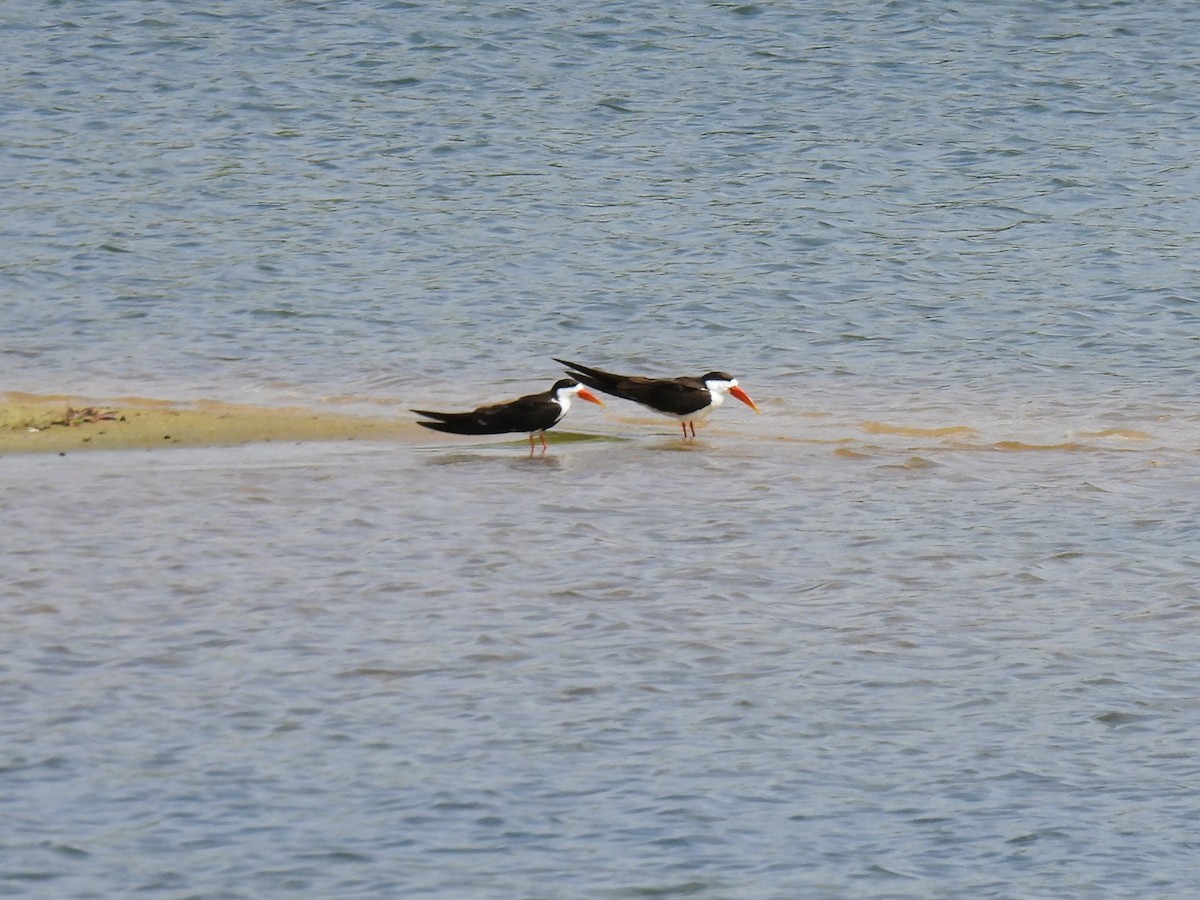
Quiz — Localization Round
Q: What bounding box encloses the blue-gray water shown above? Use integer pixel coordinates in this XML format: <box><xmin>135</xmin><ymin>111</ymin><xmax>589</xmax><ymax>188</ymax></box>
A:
<box><xmin>4</xmin><ymin>2</ymin><xmax>1200</xmax><ymax>897</ymax></box>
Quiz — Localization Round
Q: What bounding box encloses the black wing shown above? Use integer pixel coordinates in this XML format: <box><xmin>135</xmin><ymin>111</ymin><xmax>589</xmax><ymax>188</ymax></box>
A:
<box><xmin>554</xmin><ymin>359</ymin><xmax>628</xmax><ymax>395</ymax></box>
<box><xmin>412</xmin><ymin>391</ymin><xmax>563</xmax><ymax>435</ymax></box>
<box><xmin>555</xmin><ymin>358</ymin><xmax>711</xmax><ymax>416</ymax></box>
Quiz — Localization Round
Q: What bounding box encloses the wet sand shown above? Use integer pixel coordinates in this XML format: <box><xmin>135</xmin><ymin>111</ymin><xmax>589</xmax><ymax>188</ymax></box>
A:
<box><xmin>0</xmin><ymin>392</ymin><xmax>430</xmax><ymax>455</ymax></box>
<box><xmin>3</xmin><ymin>392</ymin><xmax>1172</xmax><ymax>460</ymax></box>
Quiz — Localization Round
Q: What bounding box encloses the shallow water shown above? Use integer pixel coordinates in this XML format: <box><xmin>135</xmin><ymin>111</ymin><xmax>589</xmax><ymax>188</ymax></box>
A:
<box><xmin>4</xmin><ymin>0</ymin><xmax>1200</xmax><ymax>896</ymax></box>
<box><xmin>4</xmin><ymin>436</ymin><xmax>1200</xmax><ymax>897</ymax></box>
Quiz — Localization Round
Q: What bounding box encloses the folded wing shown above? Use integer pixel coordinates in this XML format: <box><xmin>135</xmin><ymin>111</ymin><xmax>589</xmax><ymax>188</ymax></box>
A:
<box><xmin>555</xmin><ymin>358</ymin><xmax>712</xmax><ymax>416</ymax></box>
<box><xmin>412</xmin><ymin>394</ymin><xmax>562</xmax><ymax>435</ymax></box>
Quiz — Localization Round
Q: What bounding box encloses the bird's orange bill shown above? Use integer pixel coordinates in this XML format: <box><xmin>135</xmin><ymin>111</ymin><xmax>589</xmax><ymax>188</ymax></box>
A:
<box><xmin>730</xmin><ymin>385</ymin><xmax>759</xmax><ymax>413</ymax></box>
<box><xmin>579</xmin><ymin>388</ymin><xmax>605</xmax><ymax>406</ymax></box>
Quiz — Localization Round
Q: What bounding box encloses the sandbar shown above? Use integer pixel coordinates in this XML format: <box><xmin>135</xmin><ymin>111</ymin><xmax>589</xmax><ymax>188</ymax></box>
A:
<box><xmin>0</xmin><ymin>392</ymin><xmax>429</xmax><ymax>455</ymax></box>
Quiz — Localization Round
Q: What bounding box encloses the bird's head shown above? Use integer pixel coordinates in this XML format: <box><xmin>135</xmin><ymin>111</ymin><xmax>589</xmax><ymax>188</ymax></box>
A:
<box><xmin>553</xmin><ymin>378</ymin><xmax>605</xmax><ymax>407</ymax></box>
<box><xmin>701</xmin><ymin>372</ymin><xmax>759</xmax><ymax>413</ymax></box>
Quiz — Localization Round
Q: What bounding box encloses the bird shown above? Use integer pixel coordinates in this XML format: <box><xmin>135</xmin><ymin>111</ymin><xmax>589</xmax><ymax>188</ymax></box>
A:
<box><xmin>412</xmin><ymin>378</ymin><xmax>604</xmax><ymax>454</ymax></box>
<box><xmin>554</xmin><ymin>358</ymin><xmax>759</xmax><ymax>438</ymax></box>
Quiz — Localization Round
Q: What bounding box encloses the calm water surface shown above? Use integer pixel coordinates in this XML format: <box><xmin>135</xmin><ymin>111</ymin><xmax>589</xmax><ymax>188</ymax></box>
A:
<box><xmin>4</xmin><ymin>1</ymin><xmax>1200</xmax><ymax>896</ymax></box>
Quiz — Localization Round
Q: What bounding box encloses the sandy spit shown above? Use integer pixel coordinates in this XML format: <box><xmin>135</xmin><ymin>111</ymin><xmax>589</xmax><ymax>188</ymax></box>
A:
<box><xmin>0</xmin><ymin>392</ymin><xmax>431</xmax><ymax>455</ymax></box>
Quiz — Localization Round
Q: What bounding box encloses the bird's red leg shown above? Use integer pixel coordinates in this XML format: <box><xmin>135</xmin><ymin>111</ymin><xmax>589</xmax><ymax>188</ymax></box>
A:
<box><xmin>680</xmin><ymin>422</ymin><xmax>688</xmax><ymax>439</ymax></box>
<box><xmin>540</xmin><ymin>432</ymin><xmax>549</xmax><ymax>453</ymax></box>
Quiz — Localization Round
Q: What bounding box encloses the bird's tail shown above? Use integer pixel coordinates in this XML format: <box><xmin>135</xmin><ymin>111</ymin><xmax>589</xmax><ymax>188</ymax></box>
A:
<box><xmin>553</xmin><ymin>358</ymin><xmax>620</xmax><ymax>395</ymax></box>
<box><xmin>413</xmin><ymin>414</ymin><xmax>487</xmax><ymax>435</ymax></box>
<box><xmin>410</xmin><ymin>408</ymin><xmax>457</xmax><ymax>421</ymax></box>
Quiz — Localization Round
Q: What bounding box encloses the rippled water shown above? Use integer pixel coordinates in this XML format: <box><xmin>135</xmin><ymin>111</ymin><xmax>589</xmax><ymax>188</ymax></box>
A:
<box><xmin>4</xmin><ymin>1</ymin><xmax>1199</xmax><ymax>409</ymax></box>
<box><xmin>4</xmin><ymin>1</ymin><xmax>1200</xmax><ymax>896</ymax></box>
<box><xmin>5</xmin><ymin>439</ymin><xmax>1200</xmax><ymax>897</ymax></box>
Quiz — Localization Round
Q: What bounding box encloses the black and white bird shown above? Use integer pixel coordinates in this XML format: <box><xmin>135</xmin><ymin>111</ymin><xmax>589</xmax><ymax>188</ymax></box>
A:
<box><xmin>412</xmin><ymin>378</ymin><xmax>604</xmax><ymax>453</ymax></box>
<box><xmin>555</xmin><ymin>358</ymin><xmax>759</xmax><ymax>438</ymax></box>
